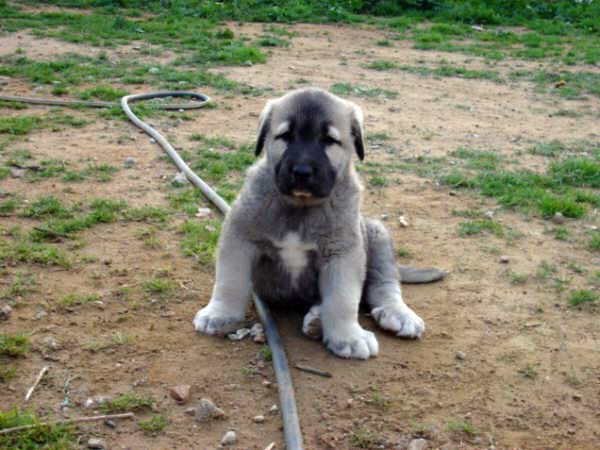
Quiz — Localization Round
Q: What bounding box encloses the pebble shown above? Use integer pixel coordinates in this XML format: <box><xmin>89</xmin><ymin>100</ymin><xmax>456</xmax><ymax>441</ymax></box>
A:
<box><xmin>148</xmin><ymin>67</ymin><xmax>160</xmax><ymax>73</ymax></box>
<box><xmin>195</xmin><ymin>207</ymin><xmax>211</xmax><ymax>218</ymax></box>
<box><xmin>552</xmin><ymin>212</ymin><xmax>565</xmax><ymax>225</ymax></box>
<box><xmin>456</xmin><ymin>351</ymin><xmax>466</xmax><ymax>361</ymax></box>
<box><xmin>172</xmin><ymin>172</ymin><xmax>189</xmax><ymax>186</ymax></box>
<box><xmin>262</xmin><ymin>380</ymin><xmax>272</xmax><ymax>388</ymax></box>
<box><xmin>33</xmin><ymin>310</ymin><xmax>48</xmax><ymax>321</ymax></box>
<box><xmin>484</xmin><ymin>210</ymin><xmax>495</xmax><ymax>219</ymax></box>
<box><xmin>250</xmin><ymin>323</ymin><xmax>266</xmax><ymax>343</ymax></box>
<box><xmin>124</xmin><ymin>157</ymin><xmax>136</xmax><ymax>167</ymax></box>
<box><xmin>398</xmin><ymin>215</ymin><xmax>409</xmax><ymax>227</ymax></box>
<box><xmin>84</xmin><ymin>395</ymin><xmax>110</xmax><ymax>409</ymax></box>
<box><xmin>253</xmin><ymin>415</ymin><xmax>265</xmax><ymax>423</ymax></box>
<box><xmin>43</xmin><ymin>337</ymin><xmax>60</xmax><ymax>351</ymax></box>
<box><xmin>0</xmin><ymin>304</ymin><xmax>12</xmax><ymax>321</ymax></box>
<box><xmin>449</xmin><ymin>190</ymin><xmax>459</xmax><ymax>196</ymax></box>
<box><xmin>87</xmin><ymin>438</ymin><xmax>106</xmax><ymax>449</ymax></box>
<box><xmin>168</xmin><ymin>384</ymin><xmax>191</xmax><ymax>404</ymax></box>
<box><xmin>499</xmin><ymin>255</ymin><xmax>510</xmax><ymax>264</ymax></box>
<box><xmin>192</xmin><ymin>398</ymin><xmax>226</xmax><ymax>422</ymax></box>
<box><xmin>228</xmin><ymin>328</ymin><xmax>251</xmax><ymax>341</ymax></box>
<box><xmin>269</xmin><ymin>404</ymin><xmax>279</xmax><ymax>414</ymax></box>
<box><xmin>221</xmin><ymin>430</ymin><xmax>237</xmax><ymax>446</ymax></box>
<box><xmin>407</xmin><ymin>438</ymin><xmax>429</xmax><ymax>450</ymax></box>
<box><xmin>104</xmin><ymin>419</ymin><xmax>116</xmax><ymax>429</ymax></box>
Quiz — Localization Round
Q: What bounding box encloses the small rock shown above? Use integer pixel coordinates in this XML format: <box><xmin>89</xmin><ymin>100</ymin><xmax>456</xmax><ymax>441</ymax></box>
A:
<box><xmin>87</xmin><ymin>438</ymin><xmax>106</xmax><ymax>449</ymax></box>
<box><xmin>499</xmin><ymin>255</ymin><xmax>510</xmax><ymax>264</ymax></box>
<box><xmin>221</xmin><ymin>430</ymin><xmax>237</xmax><ymax>446</ymax></box>
<box><xmin>172</xmin><ymin>172</ymin><xmax>189</xmax><ymax>186</ymax></box>
<box><xmin>456</xmin><ymin>351</ymin><xmax>466</xmax><ymax>361</ymax></box>
<box><xmin>449</xmin><ymin>190</ymin><xmax>459</xmax><ymax>196</ymax></box>
<box><xmin>168</xmin><ymin>385</ymin><xmax>191</xmax><ymax>404</ymax></box>
<box><xmin>484</xmin><ymin>210</ymin><xmax>495</xmax><ymax>219</ymax></box>
<box><xmin>195</xmin><ymin>207</ymin><xmax>211</xmax><ymax>218</ymax></box>
<box><xmin>262</xmin><ymin>380</ymin><xmax>272</xmax><ymax>388</ymax></box>
<box><xmin>346</xmin><ymin>398</ymin><xmax>354</xmax><ymax>408</ymax></box>
<box><xmin>43</xmin><ymin>337</ymin><xmax>60</xmax><ymax>351</ymax></box>
<box><xmin>380</xmin><ymin>214</ymin><xmax>389</xmax><ymax>221</ymax></box>
<box><xmin>193</xmin><ymin>398</ymin><xmax>226</xmax><ymax>422</ymax></box>
<box><xmin>104</xmin><ymin>419</ymin><xmax>116</xmax><ymax>429</ymax></box>
<box><xmin>572</xmin><ymin>393</ymin><xmax>582</xmax><ymax>401</ymax></box>
<box><xmin>148</xmin><ymin>67</ymin><xmax>160</xmax><ymax>73</ymax></box>
<box><xmin>407</xmin><ymin>438</ymin><xmax>429</xmax><ymax>450</ymax></box>
<box><xmin>253</xmin><ymin>415</ymin><xmax>265</xmax><ymax>423</ymax></box>
<box><xmin>269</xmin><ymin>404</ymin><xmax>279</xmax><ymax>414</ymax></box>
<box><xmin>398</xmin><ymin>215</ymin><xmax>409</xmax><ymax>227</ymax></box>
<box><xmin>552</xmin><ymin>212</ymin><xmax>565</xmax><ymax>225</ymax></box>
<box><xmin>84</xmin><ymin>395</ymin><xmax>110</xmax><ymax>409</ymax></box>
<box><xmin>228</xmin><ymin>328</ymin><xmax>251</xmax><ymax>341</ymax></box>
<box><xmin>0</xmin><ymin>76</ymin><xmax>10</xmax><ymax>86</ymax></box>
<box><xmin>124</xmin><ymin>157</ymin><xmax>136</xmax><ymax>167</ymax></box>
<box><xmin>0</xmin><ymin>304</ymin><xmax>12</xmax><ymax>320</ymax></box>
<box><xmin>33</xmin><ymin>310</ymin><xmax>48</xmax><ymax>321</ymax></box>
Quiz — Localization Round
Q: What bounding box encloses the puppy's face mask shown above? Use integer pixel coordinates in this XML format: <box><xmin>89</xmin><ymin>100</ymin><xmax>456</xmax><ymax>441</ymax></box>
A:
<box><xmin>255</xmin><ymin>89</ymin><xmax>365</xmax><ymax>205</ymax></box>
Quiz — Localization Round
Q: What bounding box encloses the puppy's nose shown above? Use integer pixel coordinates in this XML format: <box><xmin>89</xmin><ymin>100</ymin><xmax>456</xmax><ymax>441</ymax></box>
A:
<box><xmin>292</xmin><ymin>164</ymin><xmax>313</xmax><ymax>180</ymax></box>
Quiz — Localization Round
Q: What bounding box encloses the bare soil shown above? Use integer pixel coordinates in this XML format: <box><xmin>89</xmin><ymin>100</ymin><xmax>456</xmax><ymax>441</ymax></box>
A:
<box><xmin>1</xmin><ymin>20</ymin><xmax>599</xmax><ymax>450</ymax></box>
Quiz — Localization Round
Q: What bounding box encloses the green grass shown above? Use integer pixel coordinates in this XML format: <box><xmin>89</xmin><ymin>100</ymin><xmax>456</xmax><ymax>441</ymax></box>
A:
<box><xmin>0</xmin><ymin>333</ymin><xmax>30</xmax><ymax>357</ymax></box>
<box><xmin>568</xmin><ymin>289</ymin><xmax>598</xmax><ymax>306</ymax></box>
<box><xmin>0</xmin><ymin>239</ymin><xmax>71</xmax><ymax>267</ymax></box>
<box><xmin>180</xmin><ymin>220</ymin><xmax>221</xmax><ymax>265</ymax></box>
<box><xmin>57</xmin><ymin>293</ymin><xmax>100</xmax><ymax>310</ymax></box>
<box><xmin>0</xmin><ymin>199</ymin><xmax>19</xmax><ymax>216</ymax></box>
<box><xmin>0</xmin><ymin>367</ymin><xmax>16</xmax><ymax>383</ymax></box>
<box><xmin>22</xmin><ymin>196</ymin><xmax>72</xmax><ymax>219</ymax></box>
<box><xmin>79</xmin><ymin>85</ymin><xmax>128</xmax><ymax>101</ymax></box>
<box><xmin>138</xmin><ymin>415</ymin><xmax>168</xmax><ymax>436</ymax></box>
<box><xmin>450</xmin><ymin>148</ymin><xmax>503</xmax><ymax>170</ymax></box>
<box><xmin>447</xmin><ymin>420</ymin><xmax>479</xmax><ymax>437</ymax></box>
<box><xmin>528</xmin><ymin>140</ymin><xmax>566</xmax><ymax>157</ymax></box>
<box><xmin>99</xmin><ymin>393</ymin><xmax>155</xmax><ymax>413</ymax></box>
<box><xmin>518</xmin><ymin>363</ymin><xmax>540</xmax><ymax>379</ymax></box>
<box><xmin>590</xmin><ymin>232</ymin><xmax>600</xmax><ymax>251</ymax></box>
<box><xmin>0</xmin><ymin>113</ymin><xmax>87</xmax><ymax>136</ymax></box>
<box><xmin>364</xmin><ymin>60</ymin><xmax>398</xmax><ymax>71</ymax></box>
<box><xmin>142</xmin><ymin>278</ymin><xmax>175</xmax><ymax>296</ymax></box>
<box><xmin>124</xmin><ymin>205</ymin><xmax>169</xmax><ymax>223</ymax></box>
<box><xmin>0</xmin><ymin>408</ymin><xmax>76</xmax><ymax>450</ymax></box>
<box><xmin>458</xmin><ymin>219</ymin><xmax>504</xmax><ymax>237</ymax></box>
<box><xmin>330</xmin><ymin>83</ymin><xmax>398</xmax><ymax>99</ymax></box>
<box><xmin>3</xmin><ymin>272</ymin><xmax>37</xmax><ymax>300</ymax></box>
<box><xmin>0</xmin><ymin>116</ymin><xmax>39</xmax><ymax>135</ymax></box>
<box><xmin>398</xmin><ymin>64</ymin><xmax>502</xmax><ymax>82</ymax></box>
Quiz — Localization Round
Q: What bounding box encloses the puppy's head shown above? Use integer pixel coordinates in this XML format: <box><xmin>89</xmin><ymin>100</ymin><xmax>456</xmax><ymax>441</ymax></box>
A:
<box><xmin>255</xmin><ymin>88</ymin><xmax>365</xmax><ymax>204</ymax></box>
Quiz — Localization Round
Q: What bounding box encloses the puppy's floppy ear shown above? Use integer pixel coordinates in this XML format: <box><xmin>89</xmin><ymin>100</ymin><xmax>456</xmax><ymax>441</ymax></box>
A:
<box><xmin>255</xmin><ymin>100</ymin><xmax>274</xmax><ymax>157</ymax></box>
<box><xmin>350</xmin><ymin>103</ymin><xmax>365</xmax><ymax>161</ymax></box>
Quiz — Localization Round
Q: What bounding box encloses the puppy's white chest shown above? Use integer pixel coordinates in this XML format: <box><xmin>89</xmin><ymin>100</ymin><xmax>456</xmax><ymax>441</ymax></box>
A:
<box><xmin>273</xmin><ymin>232</ymin><xmax>317</xmax><ymax>284</ymax></box>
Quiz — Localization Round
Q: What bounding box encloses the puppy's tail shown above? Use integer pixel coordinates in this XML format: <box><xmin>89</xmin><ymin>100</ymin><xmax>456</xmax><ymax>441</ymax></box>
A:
<box><xmin>398</xmin><ymin>265</ymin><xmax>448</xmax><ymax>284</ymax></box>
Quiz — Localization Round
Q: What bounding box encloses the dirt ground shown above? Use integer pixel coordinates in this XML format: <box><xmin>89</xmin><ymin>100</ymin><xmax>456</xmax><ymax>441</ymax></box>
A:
<box><xmin>1</xmin><ymin>18</ymin><xmax>599</xmax><ymax>450</ymax></box>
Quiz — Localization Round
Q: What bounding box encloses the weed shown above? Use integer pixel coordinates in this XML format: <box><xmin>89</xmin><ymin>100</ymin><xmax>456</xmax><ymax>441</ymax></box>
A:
<box><xmin>259</xmin><ymin>345</ymin><xmax>273</xmax><ymax>362</ymax></box>
<box><xmin>375</xmin><ymin>39</ymin><xmax>392</xmax><ymax>46</ymax></box>
<box><xmin>330</xmin><ymin>83</ymin><xmax>398</xmax><ymax>99</ymax></box>
<box><xmin>509</xmin><ymin>271</ymin><xmax>528</xmax><ymax>285</ymax></box>
<box><xmin>536</xmin><ymin>261</ymin><xmax>558</xmax><ymax>280</ymax></box>
<box><xmin>551</xmin><ymin>227</ymin><xmax>570</xmax><ymax>241</ymax></box>
<box><xmin>57</xmin><ymin>293</ymin><xmax>100</xmax><ymax>310</ymax></box>
<box><xmin>365</xmin><ymin>60</ymin><xmax>398</xmax><ymax>71</ymax></box>
<box><xmin>528</xmin><ymin>140</ymin><xmax>565</xmax><ymax>157</ymax></box>
<box><xmin>518</xmin><ymin>363</ymin><xmax>540</xmax><ymax>379</ymax></box>
<box><xmin>0</xmin><ymin>367</ymin><xmax>16</xmax><ymax>383</ymax></box>
<box><xmin>458</xmin><ymin>219</ymin><xmax>504</xmax><ymax>237</ymax></box>
<box><xmin>0</xmin><ymin>333</ymin><xmax>29</xmax><ymax>357</ymax></box>
<box><xmin>568</xmin><ymin>289</ymin><xmax>598</xmax><ymax>306</ymax></box>
<box><xmin>396</xmin><ymin>247</ymin><xmax>411</xmax><ymax>258</ymax></box>
<box><xmin>138</xmin><ymin>415</ymin><xmax>168</xmax><ymax>436</ymax></box>
<box><xmin>369</xmin><ymin>176</ymin><xmax>388</xmax><ymax>187</ymax></box>
<box><xmin>22</xmin><ymin>196</ymin><xmax>71</xmax><ymax>219</ymax></box>
<box><xmin>447</xmin><ymin>420</ymin><xmax>478</xmax><ymax>437</ymax></box>
<box><xmin>0</xmin><ymin>240</ymin><xmax>71</xmax><ymax>267</ymax></box>
<box><xmin>0</xmin><ymin>408</ymin><xmax>75</xmax><ymax>449</ymax></box>
<box><xmin>351</xmin><ymin>428</ymin><xmax>382</xmax><ymax>448</ymax></box>
<box><xmin>590</xmin><ymin>232</ymin><xmax>600</xmax><ymax>251</ymax></box>
<box><xmin>550</xmin><ymin>158</ymin><xmax>600</xmax><ymax>188</ymax></box>
<box><xmin>99</xmin><ymin>393</ymin><xmax>155</xmax><ymax>413</ymax></box>
<box><xmin>0</xmin><ymin>199</ymin><xmax>18</xmax><ymax>216</ymax></box>
<box><xmin>450</xmin><ymin>148</ymin><xmax>503</xmax><ymax>171</ymax></box>
<box><xmin>142</xmin><ymin>278</ymin><xmax>175</xmax><ymax>296</ymax></box>
<box><xmin>2</xmin><ymin>272</ymin><xmax>36</xmax><ymax>300</ymax></box>
<box><xmin>0</xmin><ymin>116</ymin><xmax>39</xmax><ymax>135</ymax></box>
<box><xmin>180</xmin><ymin>220</ymin><xmax>221</xmax><ymax>265</ymax></box>
<box><xmin>79</xmin><ymin>85</ymin><xmax>128</xmax><ymax>101</ymax></box>
<box><xmin>256</xmin><ymin>35</ymin><xmax>290</xmax><ymax>47</ymax></box>
<box><xmin>125</xmin><ymin>205</ymin><xmax>169</xmax><ymax>223</ymax></box>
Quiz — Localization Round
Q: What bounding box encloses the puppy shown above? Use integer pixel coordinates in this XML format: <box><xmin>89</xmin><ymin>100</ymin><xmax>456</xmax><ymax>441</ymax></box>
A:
<box><xmin>194</xmin><ymin>88</ymin><xmax>426</xmax><ymax>359</ymax></box>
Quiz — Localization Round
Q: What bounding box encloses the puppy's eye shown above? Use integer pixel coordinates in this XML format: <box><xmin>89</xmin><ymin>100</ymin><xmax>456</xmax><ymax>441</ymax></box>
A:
<box><xmin>323</xmin><ymin>135</ymin><xmax>341</xmax><ymax>146</ymax></box>
<box><xmin>275</xmin><ymin>131</ymin><xmax>292</xmax><ymax>141</ymax></box>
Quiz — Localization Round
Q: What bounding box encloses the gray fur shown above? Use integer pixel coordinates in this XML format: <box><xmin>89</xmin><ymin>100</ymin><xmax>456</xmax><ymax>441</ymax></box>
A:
<box><xmin>194</xmin><ymin>88</ymin><xmax>428</xmax><ymax>359</ymax></box>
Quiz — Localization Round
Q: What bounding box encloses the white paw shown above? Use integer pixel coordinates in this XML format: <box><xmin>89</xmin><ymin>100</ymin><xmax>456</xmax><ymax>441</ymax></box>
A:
<box><xmin>302</xmin><ymin>305</ymin><xmax>322</xmax><ymax>340</ymax></box>
<box><xmin>323</xmin><ymin>323</ymin><xmax>379</xmax><ymax>360</ymax></box>
<box><xmin>371</xmin><ymin>304</ymin><xmax>424</xmax><ymax>338</ymax></box>
<box><xmin>193</xmin><ymin>302</ymin><xmax>244</xmax><ymax>336</ymax></box>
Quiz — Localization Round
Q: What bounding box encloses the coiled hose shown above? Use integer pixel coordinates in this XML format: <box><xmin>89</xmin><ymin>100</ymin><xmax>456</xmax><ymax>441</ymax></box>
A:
<box><xmin>0</xmin><ymin>92</ymin><xmax>304</xmax><ymax>450</ymax></box>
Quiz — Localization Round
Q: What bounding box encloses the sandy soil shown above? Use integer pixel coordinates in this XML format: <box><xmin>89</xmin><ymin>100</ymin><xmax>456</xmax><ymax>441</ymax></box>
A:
<box><xmin>1</xmin><ymin>19</ymin><xmax>599</xmax><ymax>450</ymax></box>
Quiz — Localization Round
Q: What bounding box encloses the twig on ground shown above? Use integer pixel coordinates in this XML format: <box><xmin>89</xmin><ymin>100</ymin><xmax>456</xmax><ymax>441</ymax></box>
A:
<box><xmin>24</xmin><ymin>366</ymin><xmax>49</xmax><ymax>402</ymax></box>
<box><xmin>0</xmin><ymin>412</ymin><xmax>135</xmax><ymax>435</ymax></box>
<box><xmin>293</xmin><ymin>364</ymin><xmax>332</xmax><ymax>378</ymax></box>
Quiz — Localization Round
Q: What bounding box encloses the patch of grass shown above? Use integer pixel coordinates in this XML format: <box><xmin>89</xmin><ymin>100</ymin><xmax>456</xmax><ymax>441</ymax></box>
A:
<box><xmin>458</xmin><ymin>219</ymin><xmax>504</xmax><ymax>237</ymax></box>
<box><xmin>528</xmin><ymin>140</ymin><xmax>565</xmax><ymax>157</ymax></box>
<box><xmin>375</xmin><ymin>39</ymin><xmax>392</xmax><ymax>46</ymax></box>
<box><xmin>350</xmin><ymin>428</ymin><xmax>382</xmax><ymax>449</ymax></box>
<box><xmin>450</xmin><ymin>148</ymin><xmax>503</xmax><ymax>170</ymax></box>
<box><xmin>138</xmin><ymin>415</ymin><xmax>168</xmax><ymax>436</ymax></box>
<box><xmin>399</xmin><ymin>64</ymin><xmax>502</xmax><ymax>82</ymax></box>
<box><xmin>99</xmin><ymin>393</ymin><xmax>155</xmax><ymax>413</ymax></box>
<box><xmin>79</xmin><ymin>85</ymin><xmax>128</xmax><ymax>101</ymax></box>
<box><xmin>2</xmin><ymin>272</ymin><xmax>37</xmax><ymax>300</ymax></box>
<box><xmin>22</xmin><ymin>196</ymin><xmax>72</xmax><ymax>219</ymax></box>
<box><xmin>57</xmin><ymin>293</ymin><xmax>100</xmax><ymax>310</ymax></box>
<box><xmin>0</xmin><ymin>408</ymin><xmax>76</xmax><ymax>449</ymax></box>
<box><xmin>0</xmin><ymin>199</ymin><xmax>19</xmax><ymax>216</ymax></box>
<box><xmin>447</xmin><ymin>420</ymin><xmax>478</xmax><ymax>437</ymax></box>
<box><xmin>0</xmin><ymin>366</ymin><xmax>16</xmax><ymax>383</ymax></box>
<box><xmin>396</xmin><ymin>247</ymin><xmax>411</xmax><ymax>258</ymax></box>
<box><xmin>142</xmin><ymin>278</ymin><xmax>175</xmax><ymax>296</ymax></box>
<box><xmin>518</xmin><ymin>363</ymin><xmax>540</xmax><ymax>379</ymax></box>
<box><xmin>27</xmin><ymin>159</ymin><xmax>69</xmax><ymax>182</ymax></box>
<box><xmin>0</xmin><ymin>333</ymin><xmax>29</xmax><ymax>357</ymax></box>
<box><xmin>180</xmin><ymin>220</ymin><xmax>221</xmax><ymax>265</ymax></box>
<box><xmin>590</xmin><ymin>232</ymin><xmax>600</xmax><ymax>251</ymax></box>
<box><xmin>0</xmin><ymin>116</ymin><xmax>39</xmax><ymax>135</ymax></box>
<box><xmin>550</xmin><ymin>158</ymin><xmax>600</xmax><ymax>188</ymax></box>
<box><xmin>0</xmin><ymin>239</ymin><xmax>71</xmax><ymax>267</ymax></box>
<box><xmin>568</xmin><ymin>289</ymin><xmax>598</xmax><ymax>306</ymax></box>
<box><xmin>330</xmin><ymin>83</ymin><xmax>398</xmax><ymax>99</ymax></box>
<box><xmin>124</xmin><ymin>205</ymin><xmax>169</xmax><ymax>223</ymax></box>
<box><xmin>536</xmin><ymin>261</ymin><xmax>558</xmax><ymax>280</ymax></box>
<box><xmin>365</xmin><ymin>60</ymin><xmax>398</xmax><ymax>71</ymax></box>
<box><xmin>168</xmin><ymin>187</ymin><xmax>203</xmax><ymax>216</ymax></box>
<box><xmin>509</xmin><ymin>271</ymin><xmax>528</xmax><ymax>285</ymax></box>
<box><xmin>256</xmin><ymin>35</ymin><xmax>290</xmax><ymax>47</ymax></box>
<box><xmin>538</xmin><ymin>194</ymin><xmax>586</xmax><ymax>219</ymax></box>
<box><xmin>368</xmin><ymin>175</ymin><xmax>388</xmax><ymax>187</ymax></box>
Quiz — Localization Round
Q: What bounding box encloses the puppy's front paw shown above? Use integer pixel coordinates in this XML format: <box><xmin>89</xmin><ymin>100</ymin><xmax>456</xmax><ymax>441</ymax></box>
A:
<box><xmin>302</xmin><ymin>305</ymin><xmax>322</xmax><ymax>340</ymax></box>
<box><xmin>371</xmin><ymin>304</ymin><xmax>424</xmax><ymax>338</ymax></box>
<box><xmin>323</xmin><ymin>324</ymin><xmax>378</xmax><ymax>360</ymax></box>
<box><xmin>193</xmin><ymin>303</ymin><xmax>244</xmax><ymax>336</ymax></box>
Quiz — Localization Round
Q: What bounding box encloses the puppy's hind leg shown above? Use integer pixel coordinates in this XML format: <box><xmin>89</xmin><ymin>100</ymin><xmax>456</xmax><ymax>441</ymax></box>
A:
<box><xmin>363</xmin><ymin>218</ymin><xmax>425</xmax><ymax>338</ymax></box>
